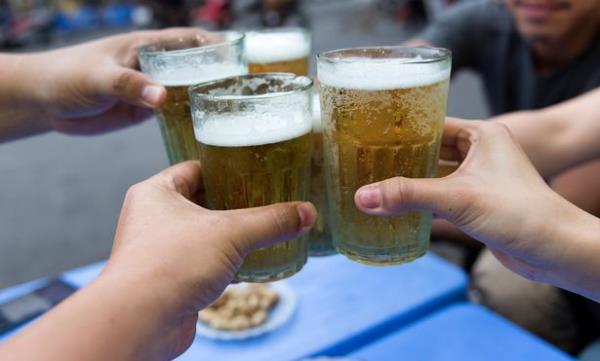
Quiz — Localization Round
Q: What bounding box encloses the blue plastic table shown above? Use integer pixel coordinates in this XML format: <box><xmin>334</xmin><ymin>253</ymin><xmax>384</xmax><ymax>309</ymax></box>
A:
<box><xmin>0</xmin><ymin>278</ymin><xmax>52</xmax><ymax>342</ymax></box>
<box><xmin>350</xmin><ymin>303</ymin><xmax>574</xmax><ymax>361</ymax></box>
<box><xmin>60</xmin><ymin>254</ymin><xmax>467</xmax><ymax>361</ymax></box>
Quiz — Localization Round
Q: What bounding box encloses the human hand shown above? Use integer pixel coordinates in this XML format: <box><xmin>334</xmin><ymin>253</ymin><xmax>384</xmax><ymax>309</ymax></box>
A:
<box><xmin>31</xmin><ymin>28</ymin><xmax>210</xmax><ymax>135</ymax></box>
<box><xmin>102</xmin><ymin>161</ymin><xmax>316</xmax><ymax>359</ymax></box>
<box><xmin>354</xmin><ymin>119</ymin><xmax>598</xmax><ymax>290</ymax></box>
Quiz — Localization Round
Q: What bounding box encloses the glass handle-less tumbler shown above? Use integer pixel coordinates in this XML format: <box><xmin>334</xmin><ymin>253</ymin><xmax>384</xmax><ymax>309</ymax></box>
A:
<box><xmin>317</xmin><ymin>46</ymin><xmax>451</xmax><ymax>265</ymax></box>
<box><xmin>189</xmin><ymin>73</ymin><xmax>313</xmax><ymax>282</ymax></box>
<box><xmin>138</xmin><ymin>31</ymin><xmax>247</xmax><ymax>164</ymax></box>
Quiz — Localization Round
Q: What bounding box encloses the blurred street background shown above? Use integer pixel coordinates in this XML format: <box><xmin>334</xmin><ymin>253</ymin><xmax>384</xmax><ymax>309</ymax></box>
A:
<box><xmin>0</xmin><ymin>0</ymin><xmax>487</xmax><ymax>288</ymax></box>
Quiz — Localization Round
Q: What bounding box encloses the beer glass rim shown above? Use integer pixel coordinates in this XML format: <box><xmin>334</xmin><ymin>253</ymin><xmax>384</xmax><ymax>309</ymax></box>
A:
<box><xmin>137</xmin><ymin>30</ymin><xmax>244</xmax><ymax>57</ymax></box>
<box><xmin>317</xmin><ymin>46</ymin><xmax>451</xmax><ymax>64</ymax></box>
<box><xmin>189</xmin><ymin>73</ymin><xmax>313</xmax><ymax>101</ymax></box>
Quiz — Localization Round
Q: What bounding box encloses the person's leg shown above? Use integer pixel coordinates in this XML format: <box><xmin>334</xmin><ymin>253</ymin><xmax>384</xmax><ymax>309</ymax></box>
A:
<box><xmin>470</xmin><ymin>249</ymin><xmax>579</xmax><ymax>352</ymax></box>
<box><xmin>579</xmin><ymin>340</ymin><xmax>600</xmax><ymax>361</ymax></box>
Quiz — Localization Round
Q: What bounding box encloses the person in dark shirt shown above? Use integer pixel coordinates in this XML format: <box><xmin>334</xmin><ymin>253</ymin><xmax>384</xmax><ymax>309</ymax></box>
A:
<box><xmin>407</xmin><ymin>0</ymin><xmax>600</xmax><ymax>352</ymax></box>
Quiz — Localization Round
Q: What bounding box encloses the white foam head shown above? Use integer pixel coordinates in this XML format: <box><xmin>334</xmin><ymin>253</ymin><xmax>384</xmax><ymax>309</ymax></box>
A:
<box><xmin>312</xmin><ymin>93</ymin><xmax>323</xmax><ymax>132</ymax></box>
<box><xmin>318</xmin><ymin>57</ymin><xmax>450</xmax><ymax>90</ymax></box>
<box><xmin>154</xmin><ymin>63</ymin><xmax>247</xmax><ymax>87</ymax></box>
<box><xmin>195</xmin><ymin>111</ymin><xmax>311</xmax><ymax>147</ymax></box>
<box><xmin>245</xmin><ymin>30</ymin><xmax>310</xmax><ymax>64</ymax></box>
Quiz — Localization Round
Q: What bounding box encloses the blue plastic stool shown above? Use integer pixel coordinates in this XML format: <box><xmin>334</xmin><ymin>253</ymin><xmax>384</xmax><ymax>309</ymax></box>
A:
<box><xmin>350</xmin><ymin>303</ymin><xmax>574</xmax><ymax>361</ymax></box>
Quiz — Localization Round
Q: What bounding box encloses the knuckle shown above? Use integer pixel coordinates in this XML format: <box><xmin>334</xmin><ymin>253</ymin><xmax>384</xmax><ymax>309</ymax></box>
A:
<box><xmin>484</xmin><ymin>121</ymin><xmax>512</xmax><ymax>139</ymax></box>
<box><xmin>163</xmin><ymin>173</ymin><xmax>191</xmax><ymax>197</ymax></box>
<box><xmin>124</xmin><ymin>182</ymin><xmax>147</xmax><ymax>204</ymax></box>
<box><xmin>267</xmin><ymin>206</ymin><xmax>297</xmax><ymax>239</ymax></box>
<box><xmin>213</xmin><ymin>215</ymin><xmax>248</xmax><ymax>260</ymax></box>
<box><xmin>113</xmin><ymin>70</ymin><xmax>135</xmax><ymax>94</ymax></box>
<box><xmin>126</xmin><ymin>182</ymin><xmax>143</xmax><ymax>197</ymax></box>
<box><xmin>381</xmin><ymin>177</ymin><xmax>413</xmax><ymax>209</ymax></box>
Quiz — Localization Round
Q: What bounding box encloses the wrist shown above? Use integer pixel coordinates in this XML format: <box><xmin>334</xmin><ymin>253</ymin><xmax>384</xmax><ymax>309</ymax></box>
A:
<box><xmin>531</xmin><ymin>193</ymin><xmax>600</xmax><ymax>301</ymax></box>
<box><xmin>0</xmin><ymin>54</ymin><xmax>53</xmax><ymax>140</ymax></box>
<box><xmin>98</xmin><ymin>261</ymin><xmax>196</xmax><ymax>321</ymax></box>
<box><xmin>87</xmin><ymin>270</ymin><xmax>185</xmax><ymax>360</ymax></box>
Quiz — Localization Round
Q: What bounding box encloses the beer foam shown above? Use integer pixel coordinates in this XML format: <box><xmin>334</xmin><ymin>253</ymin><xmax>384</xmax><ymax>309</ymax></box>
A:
<box><xmin>318</xmin><ymin>58</ymin><xmax>450</xmax><ymax>90</ymax></box>
<box><xmin>245</xmin><ymin>32</ymin><xmax>310</xmax><ymax>63</ymax></box>
<box><xmin>153</xmin><ymin>63</ymin><xmax>247</xmax><ymax>87</ymax></box>
<box><xmin>312</xmin><ymin>93</ymin><xmax>323</xmax><ymax>132</ymax></box>
<box><xmin>195</xmin><ymin>112</ymin><xmax>311</xmax><ymax>147</ymax></box>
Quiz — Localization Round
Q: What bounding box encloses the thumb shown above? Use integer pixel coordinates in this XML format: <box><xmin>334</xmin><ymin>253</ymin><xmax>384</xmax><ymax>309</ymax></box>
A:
<box><xmin>225</xmin><ymin>202</ymin><xmax>317</xmax><ymax>254</ymax></box>
<box><xmin>103</xmin><ymin>67</ymin><xmax>166</xmax><ymax>108</ymax></box>
<box><xmin>355</xmin><ymin>176</ymin><xmax>462</xmax><ymax>218</ymax></box>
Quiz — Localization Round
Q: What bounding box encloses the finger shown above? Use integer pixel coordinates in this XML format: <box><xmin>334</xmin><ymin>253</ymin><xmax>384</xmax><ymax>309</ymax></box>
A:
<box><xmin>354</xmin><ymin>176</ymin><xmax>461</xmax><ymax>218</ymax></box>
<box><xmin>225</xmin><ymin>202</ymin><xmax>317</xmax><ymax>253</ymax></box>
<box><xmin>441</xmin><ymin>117</ymin><xmax>476</xmax><ymax>160</ymax></box>
<box><xmin>101</xmin><ymin>67</ymin><xmax>166</xmax><ymax>108</ymax></box>
<box><xmin>51</xmin><ymin>103</ymin><xmax>152</xmax><ymax>135</ymax></box>
<box><xmin>151</xmin><ymin>161</ymin><xmax>204</xmax><ymax>200</ymax></box>
<box><xmin>436</xmin><ymin>160</ymin><xmax>459</xmax><ymax>177</ymax></box>
<box><xmin>154</xmin><ymin>27</ymin><xmax>222</xmax><ymax>45</ymax></box>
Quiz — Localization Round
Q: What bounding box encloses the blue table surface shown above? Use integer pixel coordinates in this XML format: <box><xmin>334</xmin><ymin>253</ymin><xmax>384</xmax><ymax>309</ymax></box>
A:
<box><xmin>1</xmin><ymin>254</ymin><xmax>467</xmax><ymax>361</ymax></box>
<box><xmin>350</xmin><ymin>303</ymin><xmax>575</xmax><ymax>361</ymax></box>
<box><xmin>0</xmin><ymin>278</ymin><xmax>52</xmax><ymax>341</ymax></box>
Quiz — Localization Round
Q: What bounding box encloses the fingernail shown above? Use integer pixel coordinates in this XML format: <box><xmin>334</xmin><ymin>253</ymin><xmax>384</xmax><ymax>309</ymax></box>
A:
<box><xmin>142</xmin><ymin>85</ymin><xmax>163</xmax><ymax>105</ymax></box>
<box><xmin>357</xmin><ymin>186</ymin><xmax>382</xmax><ymax>209</ymax></box>
<box><xmin>296</xmin><ymin>202</ymin><xmax>316</xmax><ymax>229</ymax></box>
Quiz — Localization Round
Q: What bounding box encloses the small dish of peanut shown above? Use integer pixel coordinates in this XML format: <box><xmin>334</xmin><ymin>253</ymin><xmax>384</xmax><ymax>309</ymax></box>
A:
<box><xmin>196</xmin><ymin>282</ymin><xmax>296</xmax><ymax>340</ymax></box>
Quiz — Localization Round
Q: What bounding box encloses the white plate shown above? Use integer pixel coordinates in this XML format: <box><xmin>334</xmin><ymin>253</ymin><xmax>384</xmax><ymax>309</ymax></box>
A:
<box><xmin>196</xmin><ymin>281</ymin><xmax>297</xmax><ymax>340</ymax></box>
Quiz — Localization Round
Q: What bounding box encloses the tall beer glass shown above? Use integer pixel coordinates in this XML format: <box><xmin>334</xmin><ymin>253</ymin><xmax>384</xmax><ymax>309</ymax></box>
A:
<box><xmin>317</xmin><ymin>46</ymin><xmax>451</xmax><ymax>265</ymax></box>
<box><xmin>245</xmin><ymin>27</ymin><xmax>310</xmax><ymax>75</ymax></box>
<box><xmin>189</xmin><ymin>74</ymin><xmax>313</xmax><ymax>282</ymax></box>
<box><xmin>138</xmin><ymin>31</ymin><xmax>246</xmax><ymax>164</ymax></box>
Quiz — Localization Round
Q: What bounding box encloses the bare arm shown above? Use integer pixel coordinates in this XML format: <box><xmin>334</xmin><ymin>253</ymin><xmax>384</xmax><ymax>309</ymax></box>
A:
<box><xmin>0</xmin><ymin>28</ymin><xmax>215</xmax><ymax>143</ymax></box>
<box><xmin>0</xmin><ymin>162</ymin><xmax>315</xmax><ymax>361</ymax></box>
<box><xmin>0</xmin><ymin>54</ymin><xmax>53</xmax><ymax>140</ymax></box>
<box><xmin>494</xmin><ymin>88</ymin><xmax>600</xmax><ymax>178</ymax></box>
<box><xmin>355</xmin><ymin>120</ymin><xmax>600</xmax><ymax>302</ymax></box>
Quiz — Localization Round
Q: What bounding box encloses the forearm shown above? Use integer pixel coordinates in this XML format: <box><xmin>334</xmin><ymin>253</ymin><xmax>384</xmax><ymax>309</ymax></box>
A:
<box><xmin>535</xmin><ymin>196</ymin><xmax>600</xmax><ymax>302</ymax></box>
<box><xmin>495</xmin><ymin>88</ymin><xmax>600</xmax><ymax>177</ymax></box>
<box><xmin>552</xmin><ymin>210</ymin><xmax>600</xmax><ymax>302</ymax></box>
<box><xmin>0</xmin><ymin>274</ymin><xmax>175</xmax><ymax>361</ymax></box>
<box><xmin>0</xmin><ymin>53</ymin><xmax>53</xmax><ymax>142</ymax></box>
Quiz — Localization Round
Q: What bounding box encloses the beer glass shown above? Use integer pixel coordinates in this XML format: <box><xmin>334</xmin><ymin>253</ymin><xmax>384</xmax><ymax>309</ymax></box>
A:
<box><xmin>189</xmin><ymin>74</ymin><xmax>313</xmax><ymax>282</ymax></box>
<box><xmin>245</xmin><ymin>27</ymin><xmax>311</xmax><ymax>75</ymax></box>
<box><xmin>138</xmin><ymin>31</ymin><xmax>246</xmax><ymax>164</ymax></box>
<box><xmin>317</xmin><ymin>46</ymin><xmax>451</xmax><ymax>265</ymax></box>
<box><xmin>308</xmin><ymin>92</ymin><xmax>335</xmax><ymax>256</ymax></box>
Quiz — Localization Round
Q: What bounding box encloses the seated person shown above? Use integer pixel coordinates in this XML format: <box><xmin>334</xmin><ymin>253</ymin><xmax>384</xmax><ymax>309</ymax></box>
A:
<box><xmin>407</xmin><ymin>0</ymin><xmax>600</xmax><ymax>351</ymax></box>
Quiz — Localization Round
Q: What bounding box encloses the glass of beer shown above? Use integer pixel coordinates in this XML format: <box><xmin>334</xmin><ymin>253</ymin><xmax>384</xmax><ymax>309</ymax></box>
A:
<box><xmin>317</xmin><ymin>46</ymin><xmax>451</xmax><ymax>265</ymax></box>
<box><xmin>189</xmin><ymin>74</ymin><xmax>313</xmax><ymax>282</ymax></box>
<box><xmin>308</xmin><ymin>92</ymin><xmax>335</xmax><ymax>256</ymax></box>
<box><xmin>245</xmin><ymin>27</ymin><xmax>311</xmax><ymax>75</ymax></box>
<box><xmin>138</xmin><ymin>31</ymin><xmax>246</xmax><ymax>164</ymax></box>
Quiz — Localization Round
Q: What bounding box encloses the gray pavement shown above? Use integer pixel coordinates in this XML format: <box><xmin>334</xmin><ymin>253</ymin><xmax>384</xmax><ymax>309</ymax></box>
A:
<box><xmin>0</xmin><ymin>0</ymin><xmax>488</xmax><ymax>288</ymax></box>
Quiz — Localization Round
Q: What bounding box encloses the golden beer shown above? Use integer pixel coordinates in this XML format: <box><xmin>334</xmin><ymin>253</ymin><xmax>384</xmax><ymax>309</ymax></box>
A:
<box><xmin>138</xmin><ymin>32</ymin><xmax>246</xmax><ymax>164</ymax></box>
<box><xmin>198</xmin><ymin>133</ymin><xmax>312</xmax><ymax>281</ymax></box>
<box><xmin>248</xmin><ymin>57</ymin><xmax>309</xmax><ymax>76</ymax></box>
<box><xmin>308</xmin><ymin>93</ymin><xmax>335</xmax><ymax>256</ymax></box>
<box><xmin>245</xmin><ymin>28</ymin><xmax>310</xmax><ymax>76</ymax></box>
<box><xmin>190</xmin><ymin>74</ymin><xmax>313</xmax><ymax>282</ymax></box>
<box><xmin>155</xmin><ymin>84</ymin><xmax>198</xmax><ymax>163</ymax></box>
<box><xmin>318</xmin><ymin>47</ymin><xmax>451</xmax><ymax>265</ymax></box>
